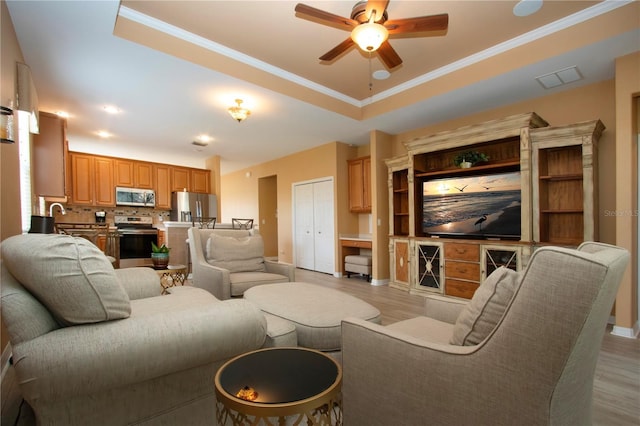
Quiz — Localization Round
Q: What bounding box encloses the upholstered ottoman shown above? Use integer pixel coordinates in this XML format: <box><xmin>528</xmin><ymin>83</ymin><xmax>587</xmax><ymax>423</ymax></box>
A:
<box><xmin>244</xmin><ymin>282</ymin><xmax>381</xmax><ymax>351</ymax></box>
<box><xmin>345</xmin><ymin>254</ymin><xmax>372</xmax><ymax>281</ymax></box>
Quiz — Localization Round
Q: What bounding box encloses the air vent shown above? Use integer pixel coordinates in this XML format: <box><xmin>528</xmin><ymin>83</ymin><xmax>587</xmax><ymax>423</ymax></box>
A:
<box><xmin>535</xmin><ymin>66</ymin><xmax>583</xmax><ymax>89</ymax></box>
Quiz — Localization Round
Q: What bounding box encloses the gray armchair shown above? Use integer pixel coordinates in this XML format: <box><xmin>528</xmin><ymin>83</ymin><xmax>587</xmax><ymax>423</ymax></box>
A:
<box><xmin>188</xmin><ymin>227</ymin><xmax>295</xmax><ymax>299</ymax></box>
<box><xmin>341</xmin><ymin>242</ymin><xmax>629</xmax><ymax>426</ymax></box>
<box><xmin>1</xmin><ymin>233</ymin><xmax>268</xmax><ymax>425</ymax></box>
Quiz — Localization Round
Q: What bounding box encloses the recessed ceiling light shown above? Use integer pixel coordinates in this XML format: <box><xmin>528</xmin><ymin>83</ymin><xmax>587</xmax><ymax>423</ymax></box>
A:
<box><xmin>55</xmin><ymin>111</ymin><xmax>70</xmax><ymax>118</ymax></box>
<box><xmin>372</xmin><ymin>70</ymin><xmax>390</xmax><ymax>80</ymax></box>
<box><xmin>513</xmin><ymin>0</ymin><xmax>543</xmax><ymax>17</ymax></box>
<box><xmin>103</xmin><ymin>105</ymin><xmax>120</xmax><ymax>114</ymax></box>
<box><xmin>196</xmin><ymin>134</ymin><xmax>212</xmax><ymax>143</ymax></box>
<box><xmin>97</xmin><ymin>130</ymin><xmax>112</xmax><ymax>138</ymax></box>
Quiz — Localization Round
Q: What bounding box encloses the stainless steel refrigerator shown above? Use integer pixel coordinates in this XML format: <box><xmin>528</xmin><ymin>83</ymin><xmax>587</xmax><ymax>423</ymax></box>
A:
<box><xmin>170</xmin><ymin>191</ymin><xmax>218</xmax><ymax>222</ymax></box>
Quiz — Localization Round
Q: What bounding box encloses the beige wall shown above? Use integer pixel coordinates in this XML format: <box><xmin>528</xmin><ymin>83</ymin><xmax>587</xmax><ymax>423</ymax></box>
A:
<box><xmin>613</xmin><ymin>52</ymin><xmax>639</xmax><ymax>331</ymax></box>
<box><xmin>1</xmin><ymin>0</ymin><xmax>25</xmax><ymax>355</ymax></box>
<box><xmin>221</xmin><ymin>72</ymin><xmax>638</xmax><ymax>329</ymax></box>
<box><xmin>220</xmin><ymin>142</ymin><xmax>358</xmax><ymax>269</ymax></box>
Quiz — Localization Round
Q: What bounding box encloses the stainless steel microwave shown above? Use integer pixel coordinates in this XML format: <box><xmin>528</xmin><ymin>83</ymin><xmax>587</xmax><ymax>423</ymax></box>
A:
<box><xmin>115</xmin><ymin>187</ymin><xmax>156</xmax><ymax>207</ymax></box>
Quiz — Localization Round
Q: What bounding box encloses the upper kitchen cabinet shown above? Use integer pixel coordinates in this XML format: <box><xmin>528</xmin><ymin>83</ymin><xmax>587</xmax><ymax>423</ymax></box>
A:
<box><xmin>70</xmin><ymin>153</ymin><xmax>115</xmax><ymax>207</ymax></box>
<box><xmin>170</xmin><ymin>167</ymin><xmax>190</xmax><ymax>193</ymax></box>
<box><xmin>190</xmin><ymin>169</ymin><xmax>210</xmax><ymax>193</ymax></box>
<box><xmin>154</xmin><ymin>165</ymin><xmax>171</xmax><ymax>209</ymax></box>
<box><xmin>348</xmin><ymin>156</ymin><xmax>371</xmax><ymax>213</ymax></box>
<box><xmin>33</xmin><ymin>112</ymin><xmax>69</xmax><ymax>198</ymax></box>
<box><xmin>114</xmin><ymin>159</ymin><xmax>154</xmax><ymax>189</ymax></box>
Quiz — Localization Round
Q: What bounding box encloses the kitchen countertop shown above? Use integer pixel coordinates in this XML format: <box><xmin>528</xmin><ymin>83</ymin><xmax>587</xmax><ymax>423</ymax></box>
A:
<box><xmin>158</xmin><ymin>222</ymin><xmax>235</xmax><ymax>230</ymax></box>
<box><xmin>339</xmin><ymin>234</ymin><xmax>372</xmax><ymax>241</ymax></box>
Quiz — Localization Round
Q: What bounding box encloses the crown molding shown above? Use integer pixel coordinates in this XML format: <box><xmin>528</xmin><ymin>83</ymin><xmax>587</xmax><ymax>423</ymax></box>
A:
<box><xmin>119</xmin><ymin>0</ymin><xmax>631</xmax><ymax>108</ymax></box>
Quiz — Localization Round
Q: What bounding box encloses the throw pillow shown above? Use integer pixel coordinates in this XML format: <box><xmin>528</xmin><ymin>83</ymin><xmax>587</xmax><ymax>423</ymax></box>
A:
<box><xmin>205</xmin><ymin>234</ymin><xmax>266</xmax><ymax>273</ymax></box>
<box><xmin>450</xmin><ymin>266</ymin><xmax>521</xmax><ymax>346</ymax></box>
<box><xmin>2</xmin><ymin>234</ymin><xmax>131</xmax><ymax>326</ymax></box>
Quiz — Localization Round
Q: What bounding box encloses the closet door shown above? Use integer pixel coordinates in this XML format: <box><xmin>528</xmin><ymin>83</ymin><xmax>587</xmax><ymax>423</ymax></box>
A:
<box><xmin>294</xmin><ymin>183</ymin><xmax>315</xmax><ymax>270</ymax></box>
<box><xmin>293</xmin><ymin>179</ymin><xmax>335</xmax><ymax>274</ymax></box>
<box><xmin>312</xmin><ymin>179</ymin><xmax>335</xmax><ymax>274</ymax></box>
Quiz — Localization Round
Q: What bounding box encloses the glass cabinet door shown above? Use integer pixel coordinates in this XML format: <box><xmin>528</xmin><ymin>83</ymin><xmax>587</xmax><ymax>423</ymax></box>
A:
<box><xmin>481</xmin><ymin>245</ymin><xmax>522</xmax><ymax>280</ymax></box>
<box><xmin>414</xmin><ymin>241</ymin><xmax>444</xmax><ymax>295</ymax></box>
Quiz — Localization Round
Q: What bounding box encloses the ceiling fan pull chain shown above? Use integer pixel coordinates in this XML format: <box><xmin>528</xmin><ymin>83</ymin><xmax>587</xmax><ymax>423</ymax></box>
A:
<box><xmin>368</xmin><ymin>52</ymin><xmax>373</xmax><ymax>91</ymax></box>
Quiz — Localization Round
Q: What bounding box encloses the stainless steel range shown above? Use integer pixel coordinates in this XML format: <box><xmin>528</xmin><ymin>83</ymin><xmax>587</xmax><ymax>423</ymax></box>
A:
<box><xmin>115</xmin><ymin>215</ymin><xmax>158</xmax><ymax>268</ymax></box>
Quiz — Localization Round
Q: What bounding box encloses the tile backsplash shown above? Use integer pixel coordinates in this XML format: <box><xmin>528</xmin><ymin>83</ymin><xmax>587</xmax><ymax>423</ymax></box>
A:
<box><xmin>52</xmin><ymin>205</ymin><xmax>170</xmax><ymax>225</ymax></box>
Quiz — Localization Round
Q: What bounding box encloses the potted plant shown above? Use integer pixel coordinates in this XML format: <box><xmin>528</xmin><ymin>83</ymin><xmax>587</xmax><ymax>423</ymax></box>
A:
<box><xmin>453</xmin><ymin>150</ymin><xmax>489</xmax><ymax>168</ymax></box>
<box><xmin>151</xmin><ymin>242</ymin><xmax>170</xmax><ymax>270</ymax></box>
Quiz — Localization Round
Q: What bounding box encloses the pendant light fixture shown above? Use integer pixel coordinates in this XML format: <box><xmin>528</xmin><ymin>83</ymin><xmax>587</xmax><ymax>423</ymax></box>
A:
<box><xmin>228</xmin><ymin>99</ymin><xmax>251</xmax><ymax>123</ymax></box>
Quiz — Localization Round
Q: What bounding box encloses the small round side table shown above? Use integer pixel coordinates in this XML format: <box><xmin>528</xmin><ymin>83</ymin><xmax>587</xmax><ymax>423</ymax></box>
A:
<box><xmin>154</xmin><ymin>264</ymin><xmax>187</xmax><ymax>294</ymax></box>
<box><xmin>215</xmin><ymin>347</ymin><xmax>342</xmax><ymax>425</ymax></box>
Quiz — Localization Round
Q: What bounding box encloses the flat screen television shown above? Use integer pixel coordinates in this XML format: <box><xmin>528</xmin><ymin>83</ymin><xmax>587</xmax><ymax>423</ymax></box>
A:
<box><xmin>422</xmin><ymin>170</ymin><xmax>521</xmax><ymax>240</ymax></box>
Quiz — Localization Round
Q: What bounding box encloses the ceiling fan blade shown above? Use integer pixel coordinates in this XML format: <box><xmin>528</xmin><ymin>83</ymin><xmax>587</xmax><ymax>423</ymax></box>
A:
<box><xmin>295</xmin><ymin>3</ymin><xmax>358</xmax><ymax>31</ymax></box>
<box><xmin>319</xmin><ymin>38</ymin><xmax>355</xmax><ymax>61</ymax></box>
<box><xmin>365</xmin><ymin>0</ymin><xmax>389</xmax><ymax>21</ymax></box>
<box><xmin>385</xmin><ymin>13</ymin><xmax>449</xmax><ymax>35</ymax></box>
<box><xmin>377</xmin><ymin>41</ymin><xmax>402</xmax><ymax>69</ymax></box>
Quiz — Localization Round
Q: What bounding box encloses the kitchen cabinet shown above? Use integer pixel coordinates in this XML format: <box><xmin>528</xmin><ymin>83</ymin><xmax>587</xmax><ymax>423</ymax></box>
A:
<box><xmin>348</xmin><ymin>156</ymin><xmax>371</xmax><ymax>213</ymax></box>
<box><xmin>135</xmin><ymin>163</ymin><xmax>154</xmax><ymax>189</ymax></box>
<box><xmin>67</xmin><ymin>151</ymin><xmax>212</xmax><ymax>209</ymax></box>
<box><xmin>114</xmin><ymin>159</ymin><xmax>135</xmax><ymax>187</ymax></box>
<box><xmin>190</xmin><ymin>169</ymin><xmax>210</xmax><ymax>193</ymax></box>
<box><xmin>154</xmin><ymin>165</ymin><xmax>171</xmax><ymax>209</ymax></box>
<box><xmin>70</xmin><ymin>153</ymin><xmax>115</xmax><ymax>206</ymax></box>
<box><xmin>171</xmin><ymin>167</ymin><xmax>190</xmax><ymax>193</ymax></box>
<box><xmin>33</xmin><ymin>111</ymin><xmax>68</xmax><ymax>198</ymax></box>
<box><xmin>115</xmin><ymin>159</ymin><xmax>154</xmax><ymax>189</ymax></box>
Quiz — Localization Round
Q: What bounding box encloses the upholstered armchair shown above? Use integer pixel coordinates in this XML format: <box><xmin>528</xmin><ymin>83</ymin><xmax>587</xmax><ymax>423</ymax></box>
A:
<box><xmin>341</xmin><ymin>242</ymin><xmax>629</xmax><ymax>426</ymax></box>
<box><xmin>1</xmin><ymin>233</ymin><xmax>268</xmax><ymax>425</ymax></box>
<box><xmin>188</xmin><ymin>227</ymin><xmax>295</xmax><ymax>299</ymax></box>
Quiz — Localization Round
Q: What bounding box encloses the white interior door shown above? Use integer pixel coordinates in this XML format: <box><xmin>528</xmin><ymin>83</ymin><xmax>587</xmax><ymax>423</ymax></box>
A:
<box><xmin>312</xmin><ymin>179</ymin><xmax>335</xmax><ymax>274</ymax></box>
<box><xmin>294</xmin><ymin>183</ymin><xmax>314</xmax><ymax>270</ymax></box>
<box><xmin>293</xmin><ymin>178</ymin><xmax>335</xmax><ymax>274</ymax></box>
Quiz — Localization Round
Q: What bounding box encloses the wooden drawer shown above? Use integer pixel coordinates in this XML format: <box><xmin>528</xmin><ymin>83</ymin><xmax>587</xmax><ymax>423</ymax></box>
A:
<box><xmin>445</xmin><ymin>279</ymin><xmax>479</xmax><ymax>299</ymax></box>
<box><xmin>445</xmin><ymin>260</ymin><xmax>480</xmax><ymax>281</ymax></box>
<box><xmin>341</xmin><ymin>239</ymin><xmax>372</xmax><ymax>249</ymax></box>
<box><xmin>444</xmin><ymin>243</ymin><xmax>479</xmax><ymax>262</ymax></box>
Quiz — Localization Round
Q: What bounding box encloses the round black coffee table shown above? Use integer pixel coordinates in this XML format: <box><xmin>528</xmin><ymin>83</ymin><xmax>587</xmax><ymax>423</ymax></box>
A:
<box><xmin>214</xmin><ymin>347</ymin><xmax>342</xmax><ymax>425</ymax></box>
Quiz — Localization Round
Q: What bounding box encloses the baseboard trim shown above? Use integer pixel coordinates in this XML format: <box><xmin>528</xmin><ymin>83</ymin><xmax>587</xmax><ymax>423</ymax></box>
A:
<box><xmin>610</xmin><ymin>321</ymin><xmax>640</xmax><ymax>339</ymax></box>
<box><xmin>370</xmin><ymin>278</ymin><xmax>388</xmax><ymax>287</ymax></box>
<box><xmin>1</xmin><ymin>343</ymin><xmax>12</xmax><ymax>382</ymax></box>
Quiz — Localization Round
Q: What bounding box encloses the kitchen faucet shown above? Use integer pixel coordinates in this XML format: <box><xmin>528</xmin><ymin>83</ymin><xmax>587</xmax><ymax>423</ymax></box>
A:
<box><xmin>49</xmin><ymin>202</ymin><xmax>66</xmax><ymax>217</ymax></box>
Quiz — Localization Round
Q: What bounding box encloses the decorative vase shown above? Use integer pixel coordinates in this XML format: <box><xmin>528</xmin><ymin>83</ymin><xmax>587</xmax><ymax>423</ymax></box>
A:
<box><xmin>459</xmin><ymin>161</ymin><xmax>473</xmax><ymax>169</ymax></box>
<box><xmin>151</xmin><ymin>252</ymin><xmax>169</xmax><ymax>270</ymax></box>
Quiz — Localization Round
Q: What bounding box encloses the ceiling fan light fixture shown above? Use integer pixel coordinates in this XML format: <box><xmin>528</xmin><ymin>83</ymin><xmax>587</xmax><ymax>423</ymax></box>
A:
<box><xmin>228</xmin><ymin>99</ymin><xmax>251</xmax><ymax>123</ymax></box>
<box><xmin>351</xmin><ymin>21</ymin><xmax>388</xmax><ymax>52</ymax></box>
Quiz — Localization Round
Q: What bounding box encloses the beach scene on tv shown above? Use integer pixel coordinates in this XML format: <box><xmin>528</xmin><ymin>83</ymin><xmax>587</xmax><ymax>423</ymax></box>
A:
<box><xmin>422</xmin><ymin>171</ymin><xmax>521</xmax><ymax>239</ymax></box>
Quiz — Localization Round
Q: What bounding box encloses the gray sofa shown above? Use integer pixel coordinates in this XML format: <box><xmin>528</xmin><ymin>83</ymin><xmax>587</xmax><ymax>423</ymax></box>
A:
<box><xmin>188</xmin><ymin>227</ymin><xmax>295</xmax><ymax>299</ymax></box>
<box><xmin>1</xmin><ymin>233</ymin><xmax>269</xmax><ymax>425</ymax></box>
<box><xmin>341</xmin><ymin>242</ymin><xmax>630</xmax><ymax>425</ymax></box>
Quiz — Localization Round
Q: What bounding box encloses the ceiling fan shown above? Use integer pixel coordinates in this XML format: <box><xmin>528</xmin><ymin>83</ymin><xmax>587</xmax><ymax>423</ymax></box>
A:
<box><xmin>294</xmin><ymin>0</ymin><xmax>448</xmax><ymax>69</ymax></box>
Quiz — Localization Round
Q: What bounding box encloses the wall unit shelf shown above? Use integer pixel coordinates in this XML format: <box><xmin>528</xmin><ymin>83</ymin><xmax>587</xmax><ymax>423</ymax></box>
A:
<box><xmin>531</xmin><ymin>120</ymin><xmax>604</xmax><ymax>245</ymax></box>
<box><xmin>386</xmin><ymin>113</ymin><xmax>604</xmax><ymax>299</ymax></box>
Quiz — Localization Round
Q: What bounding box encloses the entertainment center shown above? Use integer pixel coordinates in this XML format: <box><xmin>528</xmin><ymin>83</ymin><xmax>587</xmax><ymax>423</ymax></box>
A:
<box><xmin>386</xmin><ymin>112</ymin><xmax>604</xmax><ymax>298</ymax></box>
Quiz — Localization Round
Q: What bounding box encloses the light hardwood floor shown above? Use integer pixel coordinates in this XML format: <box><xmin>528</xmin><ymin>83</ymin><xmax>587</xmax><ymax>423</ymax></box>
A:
<box><xmin>2</xmin><ymin>268</ymin><xmax>639</xmax><ymax>425</ymax></box>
